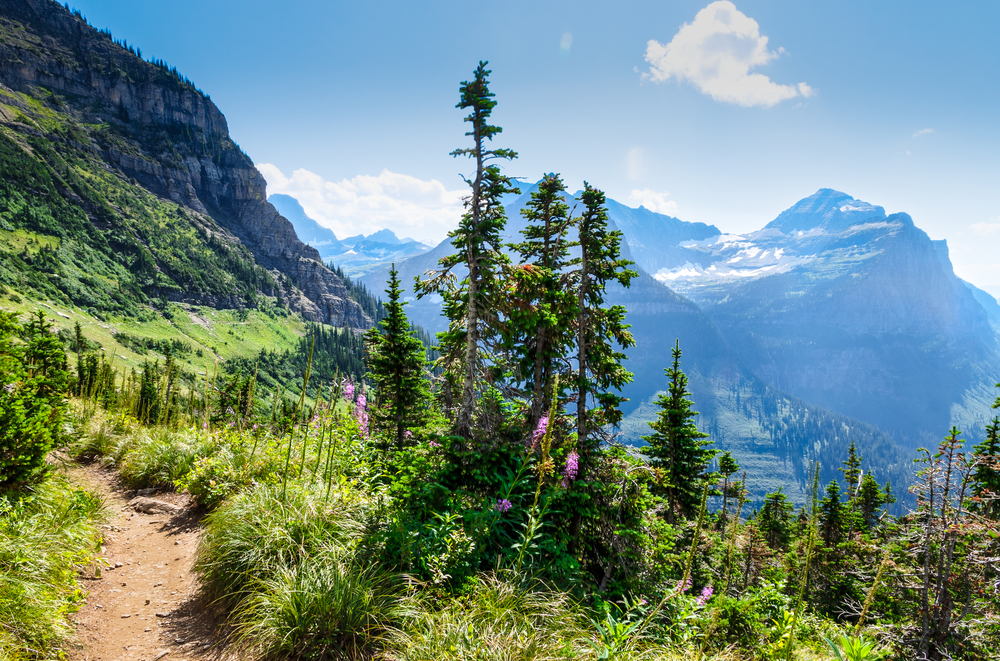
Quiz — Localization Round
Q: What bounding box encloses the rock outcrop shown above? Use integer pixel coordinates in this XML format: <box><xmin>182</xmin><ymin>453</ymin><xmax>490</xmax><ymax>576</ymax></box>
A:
<box><xmin>0</xmin><ymin>0</ymin><xmax>368</xmax><ymax>328</ymax></box>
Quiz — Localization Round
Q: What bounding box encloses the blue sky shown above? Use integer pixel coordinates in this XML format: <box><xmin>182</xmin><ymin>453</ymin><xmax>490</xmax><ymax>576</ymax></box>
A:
<box><xmin>72</xmin><ymin>0</ymin><xmax>1000</xmax><ymax>295</ymax></box>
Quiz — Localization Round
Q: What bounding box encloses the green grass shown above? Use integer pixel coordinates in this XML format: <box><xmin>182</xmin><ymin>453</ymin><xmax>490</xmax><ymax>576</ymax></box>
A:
<box><xmin>0</xmin><ymin>471</ymin><xmax>105</xmax><ymax>660</ymax></box>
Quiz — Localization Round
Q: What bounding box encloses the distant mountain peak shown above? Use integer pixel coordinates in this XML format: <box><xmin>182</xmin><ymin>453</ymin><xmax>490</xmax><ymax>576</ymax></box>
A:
<box><xmin>767</xmin><ymin>189</ymin><xmax>886</xmax><ymax>233</ymax></box>
<box><xmin>366</xmin><ymin>228</ymin><xmax>402</xmax><ymax>245</ymax></box>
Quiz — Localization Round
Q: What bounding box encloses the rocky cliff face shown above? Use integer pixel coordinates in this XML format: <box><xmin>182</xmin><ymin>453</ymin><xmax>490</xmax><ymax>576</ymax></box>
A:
<box><xmin>638</xmin><ymin>189</ymin><xmax>1000</xmax><ymax>444</ymax></box>
<box><xmin>0</xmin><ymin>0</ymin><xmax>368</xmax><ymax>328</ymax></box>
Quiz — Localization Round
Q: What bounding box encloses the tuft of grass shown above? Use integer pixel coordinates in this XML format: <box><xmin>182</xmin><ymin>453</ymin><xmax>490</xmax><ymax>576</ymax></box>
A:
<box><xmin>195</xmin><ymin>481</ymin><xmax>370</xmax><ymax>608</ymax></box>
<box><xmin>113</xmin><ymin>426</ymin><xmax>213</xmax><ymax>489</ymax></box>
<box><xmin>233</xmin><ymin>553</ymin><xmax>408</xmax><ymax>661</ymax></box>
<box><xmin>0</xmin><ymin>474</ymin><xmax>105</xmax><ymax>660</ymax></box>
<box><xmin>383</xmin><ymin>573</ymin><xmax>594</xmax><ymax>661</ymax></box>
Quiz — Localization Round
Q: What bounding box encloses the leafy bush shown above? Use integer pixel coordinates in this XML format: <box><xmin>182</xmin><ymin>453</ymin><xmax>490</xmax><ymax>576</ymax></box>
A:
<box><xmin>0</xmin><ymin>311</ymin><xmax>70</xmax><ymax>489</ymax></box>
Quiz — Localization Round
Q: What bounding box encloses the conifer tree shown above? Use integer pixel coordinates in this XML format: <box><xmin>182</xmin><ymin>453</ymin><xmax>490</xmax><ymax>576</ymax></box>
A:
<box><xmin>840</xmin><ymin>441</ymin><xmax>862</xmax><ymax>537</ymax></box>
<box><xmin>971</xmin><ymin>414</ymin><xmax>1000</xmax><ymax>520</ymax></box>
<box><xmin>840</xmin><ymin>441</ymin><xmax>862</xmax><ymax>498</ymax></box>
<box><xmin>759</xmin><ymin>487</ymin><xmax>794</xmax><ymax>549</ymax></box>
<box><xmin>856</xmin><ymin>472</ymin><xmax>888</xmax><ymax>530</ymax></box>
<box><xmin>718</xmin><ymin>451</ymin><xmax>740</xmax><ymax>527</ymax></box>
<box><xmin>365</xmin><ymin>265</ymin><xmax>432</xmax><ymax>450</ymax></box>
<box><xmin>572</xmin><ymin>183</ymin><xmax>637</xmax><ymax>461</ymax></box>
<box><xmin>643</xmin><ymin>340</ymin><xmax>716</xmax><ymax>522</ymax></box>
<box><xmin>818</xmin><ymin>479</ymin><xmax>845</xmax><ymax>547</ymax></box>
<box><xmin>509</xmin><ymin>173</ymin><xmax>577</xmax><ymax>429</ymax></box>
<box><xmin>416</xmin><ymin>61</ymin><xmax>518</xmax><ymax>437</ymax></box>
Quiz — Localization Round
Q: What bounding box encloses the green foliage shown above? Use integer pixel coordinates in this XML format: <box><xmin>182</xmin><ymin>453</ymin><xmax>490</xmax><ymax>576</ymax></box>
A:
<box><xmin>0</xmin><ymin>311</ymin><xmax>70</xmax><ymax>489</ymax></box>
<box><xmin>508</xmin><ymin>173</ymin><xmax>578</xmax><ymax>426</ymax></box>
<box><xmin>384</xmin><ymin>573</ymin><xmax>592</xmax><ymax>661</ymax></box>
<box><xmin>231</xmin><ymin>551</ymin><xmax>406</xmax><ymax>661</ymax></box>
<box><xmin>364</xmin><ymin>266</ymin><xmax>432</xmax><ymax>450</ymax></box>
<box><xmin>572</xmin><ymin>182</ymin><xmax>637</xmax><ymax>456</ymax></box>
<box><xmin>416</xmin><ymin>61</ymin><xmax>519</xmax><ymax>436</ymax></box>
<box><xmin>0</xmin><ymin>474</ymin><xmax>105</xmax><ymax>659</ymax></box>
<box><xmin>971</xmin><ymin>410</ymin><xmax>1000</xmax><ymax>520</ymax></box>
<box><xmin>823</xmin><ymin>635</ymin><xmax>887</xmax><ymax>661</ymax></box>
<box><xmin>643</xmin><ymin>340</ymin><xmax>716</xmax><ymax>522</ymax></box>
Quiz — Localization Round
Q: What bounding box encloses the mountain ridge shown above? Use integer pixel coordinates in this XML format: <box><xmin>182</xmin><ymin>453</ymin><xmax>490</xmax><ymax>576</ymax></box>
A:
<box><xmin>0</xmin><ymin>0</ymin><xmax>369</xmax><ymax>327</ymax></box>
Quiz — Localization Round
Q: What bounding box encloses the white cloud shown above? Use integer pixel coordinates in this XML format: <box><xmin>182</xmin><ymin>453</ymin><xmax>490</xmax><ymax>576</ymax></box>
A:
<box><xmin>628</xmin><ymin>189</ymin><xmax>679</xmax><ymax>216</ymax></box>
<box><xmin>258</xmin><ymin>165</ymin><xmax>465</xmax><ymax>245</ymax></box>
<box><xmin>912</xmin><ymin>128</ymin><xmax>934</xmax><ymax>137</ymax></box>
<box><xmin>643</xmin><ymin>1</ymin><xmax>812</xmax><ymax>108</ymax></box>
<box><xmin>970</xmin><ymin>220</ymin><xmax>1000</xmax><ymax>237</ymax></box>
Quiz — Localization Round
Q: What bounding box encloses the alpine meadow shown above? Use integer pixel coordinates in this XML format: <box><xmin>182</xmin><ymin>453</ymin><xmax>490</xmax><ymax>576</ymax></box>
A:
<box><xmin>1</xmin><ymin>1</ymin><xmax>999</xmax><ymax>661</ymax></box>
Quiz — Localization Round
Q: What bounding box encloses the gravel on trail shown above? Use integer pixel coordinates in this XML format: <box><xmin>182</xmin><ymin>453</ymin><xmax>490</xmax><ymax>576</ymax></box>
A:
<box><xmin>68</xmin><ymin>465</ymin><xmax>232</xmax><ymax>661</ymax></box>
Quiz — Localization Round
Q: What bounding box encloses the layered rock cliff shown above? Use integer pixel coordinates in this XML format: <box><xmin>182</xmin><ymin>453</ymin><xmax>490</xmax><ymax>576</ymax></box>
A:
<box><xmin>0</xmin><ymin>0</ymin><xmax>368</xmax><ymax>327</ymax></box>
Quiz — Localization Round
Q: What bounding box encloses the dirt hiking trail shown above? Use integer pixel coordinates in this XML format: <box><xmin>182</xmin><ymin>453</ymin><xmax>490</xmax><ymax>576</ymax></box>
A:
<box><xmin>69</xmin><ymin>464</ymin><xmax>232</xmax><ymax>661</ymax></box>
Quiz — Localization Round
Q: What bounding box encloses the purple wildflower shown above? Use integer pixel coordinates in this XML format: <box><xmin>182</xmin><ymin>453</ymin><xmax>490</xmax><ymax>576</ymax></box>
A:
<box><xmin>696</xmin><ymin>585</ymin><xmax>714</xmax><ymax>606</ymax></box>
<box><xmin>561</xmin><ymin>450</ymin><xmax>579</xmax><ymax>487</ymax></box>
<box><xmin>202</xmin><ymin>422</ymin><xmax>208</xmax><ymax>429</ymax></box>
<box><xmin>404</xmin><ymin>430</ymin><xmax>413</xmax><ymax>439</ymax></box>
<box><xmin>355</xmin><ymin>393</ymin><xmax>368</xmax><ymax>436</ymax></box>
<box><xmin>343</xmin><ymin>380</ymin><xmax>355</xmax><ymax>402</ymax></box>
<box><xmin>527</xmin><ymin>415</ymin><xmax>548</xmax><ymax>451</ymax></box>
<box><xmin>428</xmin><ymin>440</ymin><xmax>441</xmax><ymax>448</ymax></box>
<box><xmin>676</xmin><ymin>577</ymin><xmax>692</xmax><ymax>593</ymax></box>
<box><xmin>494</xmin><ymin>498</ymin><xmax>513</xmax><ymax>513</ymax></box>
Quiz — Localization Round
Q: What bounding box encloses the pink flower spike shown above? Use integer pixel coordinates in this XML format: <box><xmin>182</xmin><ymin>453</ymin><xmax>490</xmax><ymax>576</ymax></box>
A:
<box><xmin>562</xmin><ymin>450</ymin><xmax>579</xmax><ymax>484</ymax></box>
<box><xmin>527</xmin><ymin>415</ymin><xmax>548</xmax><ymax>451</ymax></box>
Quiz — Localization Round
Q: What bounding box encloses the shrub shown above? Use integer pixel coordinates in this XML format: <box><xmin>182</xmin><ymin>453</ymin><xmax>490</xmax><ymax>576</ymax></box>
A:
<box><xmin>0</xmin><ymin>311</ymin><xmax>70</xmax><ymax>489</ymax></box>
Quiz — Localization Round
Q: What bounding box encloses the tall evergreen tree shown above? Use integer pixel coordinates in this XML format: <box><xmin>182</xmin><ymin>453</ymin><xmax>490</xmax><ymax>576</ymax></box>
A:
<box><xmin>416</xmin><ymin>61</ymin><xmax>518</xmax><ymax>438</ymax></box>
<box><xmin>839</xmin><ymin>441</ymin><xmax>862</xmax><ymax>538</ymax></box>
<box><xmin>758</xmin><ymin>487</ymin><xmax>794</xmax><ymax>549</ymax></box>
<box><xmin>818</xmin><ymin>479</ymin><xmax>846</xmax><ymax>547</ymax></box>
<box><xmin>856</xmin><ymin>471</ymin><xmax>888</xmax><ymax>531</ymax></box>
<box><xmin>971</xmin><ymin>414</ymin><xmax>1000</xmax><ymax>520</ymax></box>
<box><xmin>572</xmin><ymin>183</ymin><xmax>637</xmax><ymax>462</ymax></box>
<box><xmin>509</xmin><ymin>173</ymin><xmax>577</xmax><ymax>430</ymax></box>
<box><xmin>643</xmin><ymin>340</ymin><xmax>716</xmax><ymax>522</ymax></box>
<box><xmin>365</xmin><ymin>266</ymin><xmax>432</xmax><ymax>450</ymax></box>
<box><xmin>718</xmin><ymin>451</ymin><xmax>740</xmax><ymax>527</ymax></box>
<box><xmin>840</xmin><ymin>441</ymin><xmax>862</xmax><ymax>498</ymax></box>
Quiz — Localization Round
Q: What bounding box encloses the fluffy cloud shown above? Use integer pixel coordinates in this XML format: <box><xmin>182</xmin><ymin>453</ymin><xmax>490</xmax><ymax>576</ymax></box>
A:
<box><xmin>644</xmin><ymin>1</ymin><xmax>812</xmax><ymax>108</ymax></box>
<box><xmin>258</xmin><ymin>164</ymin><xmax>465</xmax><ymax>245</ymax></box>
<box><xmin>912</xmin><ymin>128</ymin><xmax>934</xmax><ymax>137</ymax></box>
<box><xmin>970</xmin><ymin>221</ymin><xmax>1000</xmax><ymax>237</ymax></box>
<box><xmin>628</xmin><ymin>189</ymin><xmax>679</xmax><ymax>216</ymax></box>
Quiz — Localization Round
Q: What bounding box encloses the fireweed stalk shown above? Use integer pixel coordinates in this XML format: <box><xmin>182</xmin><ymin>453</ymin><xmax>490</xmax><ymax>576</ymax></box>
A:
<box><xmin>515</xmin><ymin>376</ymin><xmax>560</xmax><ymax>575</ymax></box>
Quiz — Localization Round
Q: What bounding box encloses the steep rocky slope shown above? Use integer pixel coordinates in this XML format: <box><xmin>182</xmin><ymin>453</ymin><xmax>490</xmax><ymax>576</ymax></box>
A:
<box><xmin>651</xmin><ymin>189</ymin><xmax>1000</xmax><ymax>445</ymax></box>
<box><xmin>0</xmin><ymin>0</ymin><xmax>368</xmax><ymax>327</ymax></box>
